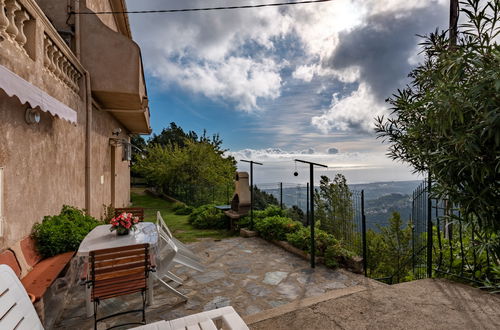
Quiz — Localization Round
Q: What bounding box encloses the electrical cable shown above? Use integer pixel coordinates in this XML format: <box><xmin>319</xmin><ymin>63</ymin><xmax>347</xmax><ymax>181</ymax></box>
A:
<box><xmin>71</xmin><ymin>0</ymin><xmax>336</xmax><ymax>15</ymax></box>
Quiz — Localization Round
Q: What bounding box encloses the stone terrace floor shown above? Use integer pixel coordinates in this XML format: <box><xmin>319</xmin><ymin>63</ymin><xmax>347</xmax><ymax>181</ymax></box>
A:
<box><xmin>54</xmin><ymin>237</ymin><xmax>372</xmax><ymax>329</ymax></box>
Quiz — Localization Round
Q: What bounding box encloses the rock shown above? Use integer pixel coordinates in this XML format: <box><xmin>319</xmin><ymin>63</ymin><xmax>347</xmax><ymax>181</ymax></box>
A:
<box><xmin>193</xmin><ymin>270</ymin><xmax>225</xmax><ymax>284</ymax></box>
<box><xmin>277</xmin><ymin>283</ymin><xmax>301</xmax><ymax>300</ymax></box>
<box><xmin>240</xmin><ymin>228</ymin><xmax>258</xmax><ymax>238</ymax></box>
<box><xmin>263</xmin><ymin>271</ymin><xmax>288</xmax><ymax>285</ymax></box>
<box><xmin>245</xmin><ymin>305</ymin><xmax>262</xmax><ymax>315</ymax></box>
<box><xmin>228</xmin><ymin>267</ymin><xmax>251</xmax><ymax>274</ymax></box>
<box><xmin>268</xmin><ymin>300</ymin><xmax>287</xmax><ymax>308</ymax></box>
<box><xmin>246</xmin><ymin>283</ymin><xmax>271</xmax><ymax>297</ymax></box>
<box><xmin>203</xmin><ymin>296</ymin><xmax>231</xmax><ymax>311</ymax></box>
<box><xmin>345</xmin><ymin>256</ymin><xmax>364</xmax><ymax>274</ymax></box>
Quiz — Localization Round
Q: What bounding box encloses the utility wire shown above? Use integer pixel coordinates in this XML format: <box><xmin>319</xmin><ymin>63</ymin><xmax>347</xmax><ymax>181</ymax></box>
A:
<box><xmin>71</xmin><ymin>0</ymin><xmax>336</xmax><ymax>15</ymax></box>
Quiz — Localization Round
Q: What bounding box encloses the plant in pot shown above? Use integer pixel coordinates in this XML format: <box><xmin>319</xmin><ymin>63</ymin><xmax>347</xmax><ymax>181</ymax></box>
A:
<box><xmin>109</xmin><ymin>212</ymin><xmax>139</xmax><ymax>235</ymax></box>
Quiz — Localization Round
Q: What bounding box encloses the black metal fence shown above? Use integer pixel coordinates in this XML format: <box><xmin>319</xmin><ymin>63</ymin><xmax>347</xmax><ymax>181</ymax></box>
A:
<box><xmin>406</xmin><ymin>179</ymin><xmax>497</xmax><ymax>286</ymax></box>
<box><xmin>411</xmin><ymin>180</ymin><xmax>431</xmax><ymax>280</ymax></box>
<box><xmin>256</xmin><ymin>182</ymin><xmax>367</xmax><ymax>271</ymax></box>
<box><xmin>149</xmin><ymin>177</ymin><xmax>497</xmax><ymax>287</ymax></box>
<box><xmin>166</xmin><ymin>183</ymin><xmax>232</xmax><ymax>206</ymax></box>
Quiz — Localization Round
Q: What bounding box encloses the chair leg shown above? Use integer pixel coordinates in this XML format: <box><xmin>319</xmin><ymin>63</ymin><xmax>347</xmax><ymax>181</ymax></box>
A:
<box><xmin>141</xmin><ymin>291</ymin><xmax>146</xmax><ymax>324</ymax></box>
<box><xmin>94</xmin><ymin>300</ymin><xmax>98</xmax><ymax>330</ymax></box>
<box><xmin>154</xmin><ymin>273</ymin><xmax>188</xmax><ymax>300</ymax></box>
<box><xmin>165</xmin><ymin>271</ymin><xmax>184</xmax><ymax>284</ymax></box>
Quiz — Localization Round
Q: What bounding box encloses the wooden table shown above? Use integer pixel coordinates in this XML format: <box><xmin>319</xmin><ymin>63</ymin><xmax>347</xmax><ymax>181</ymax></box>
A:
<box><xmin>77</xmin><ymin>222</ymin><xmax>158</xmax><ymax>317</ymax></box>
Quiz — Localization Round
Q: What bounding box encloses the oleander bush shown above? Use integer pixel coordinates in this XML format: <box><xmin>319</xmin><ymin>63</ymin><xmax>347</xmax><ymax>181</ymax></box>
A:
<box><xmin>188</xmin><ymin>204</ymin><xmax>226</xmax><ymax>229</ymax></box>
<box><xmin>254</xmin><ymin>215</ymin><xmax>301</xmax><ymax>241</ymax></box>
<box><xmin>286</xmin><ymin>226</ymin><xmax>355</xmax><ymax>269</ymax></box>
<box><xmin>32</xmin><ymin>205</ymin><xmax>102</xmax><ymax>258</ymax></box>
<box><xmin>174</xmin><ymin>204</ymin><xmax>194</xmax><ymax>215</ymax></box>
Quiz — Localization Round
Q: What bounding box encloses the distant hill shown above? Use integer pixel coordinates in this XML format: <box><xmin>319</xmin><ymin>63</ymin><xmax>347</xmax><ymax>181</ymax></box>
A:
<box><xmin>349</xmin><ymin>180</ymin><xmax>421</xmax><ymax>200</ymax></box>
<box><xmin>258</xmin><ymin>180</ymin><xmax>421</xmax><ymax>229</ymax></box>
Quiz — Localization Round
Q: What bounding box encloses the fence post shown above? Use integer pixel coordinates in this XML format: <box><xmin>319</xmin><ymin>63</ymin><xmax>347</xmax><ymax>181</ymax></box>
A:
<box><xmin>427</xmin><ymin>176</ymin><xmax>433</xmax><ymax>278</ymax></box>
<box><xmin>306</xmin><ymin>183</ymin><xmax>309</xmax><ymax>226</ymax></box>
<box><xmin>361</xmin><ymin>190</ymin><xmax>367</xmax><ymax>277</ymax></box>
<box><xmin>309</xmin><ymin>163</ymin><xmax>315</xmax><ymax>268</ymax></box>
<box><xmin>280</xmin><ymin>182</ymin><xmax>283</xmax><ymax>209</ymax></box>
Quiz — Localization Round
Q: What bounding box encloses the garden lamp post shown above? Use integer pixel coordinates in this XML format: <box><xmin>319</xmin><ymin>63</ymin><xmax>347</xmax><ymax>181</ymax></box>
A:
<box><xmin>294</xmin><ymin>159</ymin><xmax>327</xmax><ymax>268</ymax></box>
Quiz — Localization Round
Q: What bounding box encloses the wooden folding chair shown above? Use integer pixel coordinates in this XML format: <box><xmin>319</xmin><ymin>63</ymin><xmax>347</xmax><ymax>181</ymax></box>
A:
<box><xmin>88</xmin><ymin>243</ymin><xmax>152</xmax><ymax>330</ymax></box>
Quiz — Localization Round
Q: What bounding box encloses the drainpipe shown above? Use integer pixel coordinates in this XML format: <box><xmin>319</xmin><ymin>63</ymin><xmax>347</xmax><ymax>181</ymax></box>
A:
<box><xmin>74</xmin><ymin>0</ymin><xmax>92</xmax><ymax>213</ymax></box>
<box><xmin>84</xmin><ymin>71</ymin><xmax>92</xmax><ymax>214</ymax></box>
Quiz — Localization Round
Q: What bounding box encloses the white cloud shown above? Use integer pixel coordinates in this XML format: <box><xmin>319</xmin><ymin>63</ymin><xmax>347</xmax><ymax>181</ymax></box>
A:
<box><xmin>311</xmin><ymin>83</ymin><xmax>385</xmax><ymax>133</ymax></box>
<box><xmin>227</xmin><ymin>147</ymin><xmax>419</xmax><ymax>184</ymax></box>
<box><xmin>153</xmin><ymin>57</ymin><xmax>282</xmax><ymax>111</ymax></box>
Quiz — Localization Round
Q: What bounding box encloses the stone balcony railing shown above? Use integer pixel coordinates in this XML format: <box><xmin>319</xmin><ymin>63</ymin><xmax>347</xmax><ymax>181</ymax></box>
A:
<box><xmin>0</xmin><ymin>0</ymin><xmax>84</xmax><ymax>109</ymax></box>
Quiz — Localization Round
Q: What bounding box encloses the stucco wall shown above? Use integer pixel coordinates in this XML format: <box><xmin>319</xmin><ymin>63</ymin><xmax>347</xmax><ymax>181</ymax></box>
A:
<box><xmin>0</xmin><ymin>90</ymin><xmax>86</xmax><ymax>248</ymax></box>
<box><xmin>0</xmin><ymin>92</ymin><xmax>132</xmax><ymax>249</ymax></box>
<box><xmin>86</xmin><ymin>0</ymin><xmax>119</xmax><ymax>32</ymax></box>
<box><xmin>89</xmin><ymin>107</ymin><xmax>130</xmax><ymax>218</ymax></box>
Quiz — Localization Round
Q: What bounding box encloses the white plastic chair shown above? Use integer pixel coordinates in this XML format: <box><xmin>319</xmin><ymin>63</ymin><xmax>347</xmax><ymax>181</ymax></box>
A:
<box><xmin>131</xmin><ymin>306</ymin><xmax>249</xmax><ymax>330</ymax></box>
<box><xmin>0</xmin><ymin>265</ymin><xmax>44</xmax><ymax>330</ymax></box>
<box><xmin>157</xmin><ymin>211</ymin><xmax>203</xmax><ymax>263</ymax></box>
<box><xmin>154</xmin><ymin>212</ymin><xmax>206</xmax><ymax>299</ymax></box>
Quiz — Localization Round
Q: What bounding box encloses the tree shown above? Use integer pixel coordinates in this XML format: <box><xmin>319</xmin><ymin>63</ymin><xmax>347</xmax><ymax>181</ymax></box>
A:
<box><xmin>253</xmin><ymin>186</ymin><xmax>280</xmax><ymax>210</ymax></box>
<box><xmin>130</xmin><ymin>134</ymin><xmax>147</xmax><ymax>177</ymax></box>
<box><xmin>375</xmin><ymin>0</ymin><xmax>500</xmax><ymax>232</ymax></box>
<box><xmin>366</xmin><ymin>212</ymin><xmax>413</xmax><ymax>282</ymax></box>
<box><xmin>149</xmin><ymin>122</ymin><xmax>225</xmax><ymax>152</ymax></box>
<box><xmin>133</xmin><ymin>124</ymin><xmax>236</xmax><ymax>205</ymax></box>
<box><xmin>314</xmin><ymin>174</ymin><xmax>354</xmax><ymax>241</ymax></box>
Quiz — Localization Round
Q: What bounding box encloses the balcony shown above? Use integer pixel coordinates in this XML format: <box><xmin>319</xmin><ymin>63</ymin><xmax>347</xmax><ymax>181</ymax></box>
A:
<box><xmin>80</xmin><ymin>5</ymin><xmax>151</xmax><ymax>134</ymax></box>
<box><xmin>0</xmin><ymin>0</ymin><xmax>83</xmax><ymax>123</ymax></box>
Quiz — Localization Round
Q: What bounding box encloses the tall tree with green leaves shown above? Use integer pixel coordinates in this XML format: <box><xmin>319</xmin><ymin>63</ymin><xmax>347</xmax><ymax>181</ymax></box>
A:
<box><xmin>366</xmin><ymin>212</ymin><xmax>413</xmax><ymax>282</ymax></box>
<box><xmin>133</xmin><ymin>124</ymin><xmax>236</xmax><ymax>205</ymax></box>
<box><xmin>314</xmin><ymin>174</ymin><xmax>354</xmax><ymax>242</ymax></box>
<box><xmin>375</xmin><ymin>0</ymin><xmax>500</xmax><ymax>233</ymax></box>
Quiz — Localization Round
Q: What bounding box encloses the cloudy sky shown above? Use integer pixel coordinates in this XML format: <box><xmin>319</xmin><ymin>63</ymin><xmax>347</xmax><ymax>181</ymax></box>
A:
<box><xmin>126</xmin><ymin>0</ymin><xmax>449</xmax><ymax>184</ymax></box>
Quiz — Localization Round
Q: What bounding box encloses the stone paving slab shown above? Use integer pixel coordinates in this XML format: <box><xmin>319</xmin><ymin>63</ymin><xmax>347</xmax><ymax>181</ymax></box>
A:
<box><xmin>54</xmin><ymin>237</ymin><xmax>370</xmax><ymax>329</ymax></box>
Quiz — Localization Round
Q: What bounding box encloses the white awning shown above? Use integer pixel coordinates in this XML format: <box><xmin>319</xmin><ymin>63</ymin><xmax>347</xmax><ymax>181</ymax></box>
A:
<box><xmin>0</xmin><ymin>64</ymin><xmax>77</xmax><ymax>124</ymax></box>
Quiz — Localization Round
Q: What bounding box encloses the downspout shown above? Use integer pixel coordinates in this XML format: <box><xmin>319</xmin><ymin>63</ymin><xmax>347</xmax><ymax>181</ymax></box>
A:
<box><xmin>74</xmin><ymin>0</ymin><xmax>92</xmax><ymax>213</ymax></box>
<box><xmin>84</xmin><ymin>71</ymin><xmax>92</xmax><ymax>214</ymax></box>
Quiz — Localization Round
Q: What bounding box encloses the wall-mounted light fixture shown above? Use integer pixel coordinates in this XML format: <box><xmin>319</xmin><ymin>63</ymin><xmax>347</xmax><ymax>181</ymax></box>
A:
<box><xmin>112</xmin><ymin>128</ymin><xmax>122</xmax><ymax>136</ymax></box>
<box><xmin>25</xmin><ymin>107</ymin><xmax>41</xmax><ymax>125</ymax></box>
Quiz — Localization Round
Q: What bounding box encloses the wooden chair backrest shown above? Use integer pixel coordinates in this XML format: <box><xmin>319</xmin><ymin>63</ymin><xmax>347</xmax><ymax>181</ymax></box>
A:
<box><xmin>114</xmin><ymin>207</ymin><xmax>144</xmax><ymax>222</ymax></box>
<box><xmin>89</xmin><ymin>243</ymin><xmax>150</xmax><ymax>301</ymax></box>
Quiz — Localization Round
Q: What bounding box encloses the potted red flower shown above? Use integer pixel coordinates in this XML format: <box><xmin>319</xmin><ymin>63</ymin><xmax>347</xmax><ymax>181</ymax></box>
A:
<box><xmin>109</xmin><ymin>212</ymin><xmax>139</xmax><ymax>235</ymax></box>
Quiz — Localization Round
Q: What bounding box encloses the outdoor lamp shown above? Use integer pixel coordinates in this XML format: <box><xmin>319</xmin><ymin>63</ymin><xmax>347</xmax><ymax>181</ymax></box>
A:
<box><xmin>25</xmin><ymin>108</ymin><xmax>41</xmax><ymax>125</ymax></box>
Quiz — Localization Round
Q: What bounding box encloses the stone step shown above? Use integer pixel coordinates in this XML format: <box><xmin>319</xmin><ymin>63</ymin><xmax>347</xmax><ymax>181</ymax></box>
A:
<box><xmin>246</xmin><ymin>278</ymin><xmax>500</xmax><ymax>330</ymax></box>
<box><xmin>244</xmin><ymin>274</ymin><xmax>386</xmax><ymax>326</ymax></box>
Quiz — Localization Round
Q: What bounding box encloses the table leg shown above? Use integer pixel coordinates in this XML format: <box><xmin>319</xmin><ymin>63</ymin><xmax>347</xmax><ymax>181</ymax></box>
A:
<box><xmin>85</xmin><ymin>283</ymin><xmax>93</xmax><ymax>317</ymax></box>
<box><xmin>147</xmin><ymin>274</ymin><xmax>154</xmax><ymax>305</ymax></box>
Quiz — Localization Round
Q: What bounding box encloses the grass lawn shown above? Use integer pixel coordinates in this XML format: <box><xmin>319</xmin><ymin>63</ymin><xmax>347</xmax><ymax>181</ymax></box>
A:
<box><xmin>130</xmin><ymin>188</ymin><xmax>233</xmax><ymax>243</ymax></box>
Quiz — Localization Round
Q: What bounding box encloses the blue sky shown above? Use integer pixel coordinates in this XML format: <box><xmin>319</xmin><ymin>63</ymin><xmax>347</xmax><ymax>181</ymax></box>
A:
<box><xmin>127</xmin><ymin>0</ymin><xmax>449</xmax><ymax>184</ymax></box>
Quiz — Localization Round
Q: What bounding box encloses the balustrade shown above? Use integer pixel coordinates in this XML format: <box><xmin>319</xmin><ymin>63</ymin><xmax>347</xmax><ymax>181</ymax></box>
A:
<box><xmin>0</xmin><ymin>0</ymin><xmax>81</xmax><ymax>93</ymax></box>
<box><xmin>43</xmin><ymin>34</ymin><xmax>81</xmax><ymax>92</ymax></box>
<box><xmin>1</xmin><ymin>0</ymin><xmax>32</xmax><ymax>51</ymax></box>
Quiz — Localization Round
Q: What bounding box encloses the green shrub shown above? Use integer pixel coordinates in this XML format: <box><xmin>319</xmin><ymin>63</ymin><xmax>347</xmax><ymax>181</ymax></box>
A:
<box><xmin>172</xmin><ymin>202</ymin><xmax>187</xmax><ymax>211</ymax></box>
<box><xmin>254</xmin><ymin>216</ymin><xmax>301</xmax><ymax>241</ymax></box>
<box><xmin>324</xmin><ymin>245</ymin><xmax>340</xmax><ymax>268</ymax></box>
<box><xmin>253</xmin><ymin>205</ymin><xmax>288</xmax><ymax>221</ymax></box>
<box><xmin>232</xmin><ymin>205</ymin><xmax>288</xmax><ymax>230</ymax></box>
<box><xmin>188</xmin><ymin>204</ymin><xmax>226</xmax><ymax>229</ymax></box>
<box><xmin>286</xmin><ymin>227</ymin><xmax>352</xmax><ymax>257</ymax></box>
<box><xmin>174</xmin><ymin>205</ymin><xmax>193</xmax><ymax>215</ymax></box>
<box><xmin>32</xmin><ymin>205</ymin><xmax>102</xmax><ymax>258</ymax></box>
